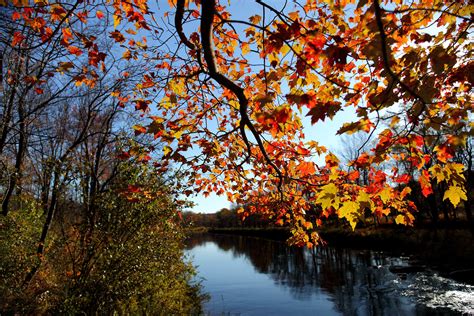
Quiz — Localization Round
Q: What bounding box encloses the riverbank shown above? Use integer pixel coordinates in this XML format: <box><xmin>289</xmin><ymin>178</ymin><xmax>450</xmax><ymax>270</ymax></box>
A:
<box><xmin>190</xmin><ymin>226</ymin><xmax>474</xmax><ymax>284</ymax></box>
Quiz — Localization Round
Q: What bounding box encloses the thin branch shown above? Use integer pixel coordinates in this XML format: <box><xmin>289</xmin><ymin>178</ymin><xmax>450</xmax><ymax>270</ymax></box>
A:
<box><xmin>196</xmin><ymin>0</ymin><xmax>284</xmax><ymax>199</ymax></box>
<box><xmin>373</xmin><ymin>0</ymin><xmax>427</xmax><ymax>120</ymax></box>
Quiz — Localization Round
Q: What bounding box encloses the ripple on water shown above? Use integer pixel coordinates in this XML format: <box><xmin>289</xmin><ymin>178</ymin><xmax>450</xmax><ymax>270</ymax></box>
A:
<box><xmin>401</xmin><ymin>273</ymin><xmax>474</xmax><ymax>314</ymax></box>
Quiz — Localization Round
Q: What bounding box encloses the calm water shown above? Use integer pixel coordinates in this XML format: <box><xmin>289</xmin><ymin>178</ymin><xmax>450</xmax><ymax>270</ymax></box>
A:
<box><xmin>186</xmin><ymin>234</ymin><xmax>474</xmax><ymax>316</ymax></box>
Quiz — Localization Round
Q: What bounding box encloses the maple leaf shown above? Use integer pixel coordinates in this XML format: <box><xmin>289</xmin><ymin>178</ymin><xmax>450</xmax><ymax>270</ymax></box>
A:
<box><xmin>67</xmin><ymin>46</ymin><xmax>83</xmax><ymax>56</ymax></box>
<box><xmin>57</xmin><ymin>62</ymin><xmax>74</xmax><ymax>73</ymax></box>
<box><xmin>348</xmin><ymin>170</ymin><xmax>360</xmax><ymax>181</ymax></box>
<box><xmin>117</xmin><ymin>151</ymin><xmax>131</xmax><ymax>160</ymax></box>
<box><xmin>379</xmin><ymin>188</ymin><xmax>391</xmax><ymax>204</ymax></box>
<box><xmin>337</xmin><ymin>119</ymin><xmax>374</xmax><ymax>135</ymax></box>
<box><xmin>306</xmin><ymin>101</ymin><xmax>341</xmax><ymax>124</ymax></box>
<box><xmin>11</xmin><ymin>11</ymin><xmax>21</xmax><ymax>20</ymax></box>
<box><xmin>338</xmin><ymin>201</ymin><xmax>359</xmax><ymax>230</ymax></box>
<box><xmin>394</xmin><ymin>174</ymin><xmax>410</xmax><ymax>184</ymax></box>
<box><xmin>11</xmin><ymin>31</ymin><xmax>25</xmax><ymax>46</ymax></box>
<box><xmin>133</xmin><ymin>99</ymin><xmax>150</xmax><ymax>111</ymax></box>
<box><xmin>419</xmin><ymin>170</ymin><xmax>433</xmax><ymax>197</ymax></box>
<box><xmin>443</xmin><ymin>186</ymin><xmax>467</xmax><ymax>208</ymax></box>
<box><xmin>61</xmin><ymin>28</ymin><xmax>73</xmax><ymax>44</ymax></box>
<box><xmin>307</xmin><ymin>33</ymin><xmax>326</xmax><ymax>50</ymax></box>
<box><xmin>297</xmin><ymin>161</ymin><xmax>316</xmax><ymax>176</ymax></box>
<box><xmin>395</xmin><ymin>214</ymin><xmax>407</xmax><ymax>225</ymax></box>
<box><xmin>133</xmin><ymin>125</ymin><xmax>147</xmax><ymax>135</ymax></box>
<box><xmin>400</xmin><ymin>187</ymin><xmax>412</xmax><ymax>199</ymax></box>
<box><xmin>317</xmin><ymin>183</ymin><xmax>339</xmax><ymax>210</ymax></box>
<box><xmin>110</xmin><ymin>31</ymin><xmax>125</xmax><ymax>43</ymax></box>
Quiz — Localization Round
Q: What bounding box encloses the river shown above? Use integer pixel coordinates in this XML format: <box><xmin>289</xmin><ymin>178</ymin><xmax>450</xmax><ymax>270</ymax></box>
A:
<box><xmin>186</xmin><ymin>233</ymin><xmax>474</xmax><ymax>315</ymax></box>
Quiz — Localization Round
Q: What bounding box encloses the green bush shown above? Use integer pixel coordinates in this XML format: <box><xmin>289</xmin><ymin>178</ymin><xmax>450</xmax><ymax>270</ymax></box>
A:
<box><xmin>0</xmin><ymin>164</ymin><xmax>206</xmax><ymax>314</ymax></box>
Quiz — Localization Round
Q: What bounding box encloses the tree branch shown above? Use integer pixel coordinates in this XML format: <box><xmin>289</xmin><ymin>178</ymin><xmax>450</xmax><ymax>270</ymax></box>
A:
<box><xmin>373</xmin><ymin>0</ymin><xmax>427</xmax><ymax>120</ymax></box>
<box><xmin>198</xmin><ymin>0</ymin><xmax>284</xmax><ymax>198</ymax></box>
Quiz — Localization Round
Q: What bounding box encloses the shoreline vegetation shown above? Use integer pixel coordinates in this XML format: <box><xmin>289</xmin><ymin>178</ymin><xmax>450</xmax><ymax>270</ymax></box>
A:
<box><xmin>1</xmin><ymin>164</ymin><xmax>207</xmax><ymax>314</ymax></box>
<box><xmin>186</xmin><ymin>225</ymin><xmax>474</xmax><ymax>284</ymax></box>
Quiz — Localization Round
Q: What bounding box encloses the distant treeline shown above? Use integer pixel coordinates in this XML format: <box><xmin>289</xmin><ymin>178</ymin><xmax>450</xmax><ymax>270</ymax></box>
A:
<box><xmin>183</xmin><ymin>208</ymin><xmax>273</xmax><ymax>229</ymax></box>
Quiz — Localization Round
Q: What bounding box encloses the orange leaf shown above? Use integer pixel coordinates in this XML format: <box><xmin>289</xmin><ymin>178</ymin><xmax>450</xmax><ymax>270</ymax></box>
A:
<box><xmin>11</xmin><ymin>31</ymin><xmax>25</xmax><ymax>46</ymax></box>
<box><xmin>133</xmin><ymin>125</ymin><xmax>147</xmax><ymax>135</ymax></box>
<box><xmin>297</xmin><ymin>161</ymin><xmax>316</xmax><ymax>176</ymax></box>
<box><xmin>67</xmin><ymin>46</ymin><xmax>83</xmax><ymax>56</ymax></box>
<box><xmin>348</xmin><ymin>170</ymin><xmax>360</xmax><ymax>181</ymax></box>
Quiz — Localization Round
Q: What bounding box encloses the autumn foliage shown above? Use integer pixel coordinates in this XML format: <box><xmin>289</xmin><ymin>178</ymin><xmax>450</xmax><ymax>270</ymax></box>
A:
<box><xmin>2</xmin><ymin>0</ymin><xmax>473</xmax><ymax>251</ymax></box>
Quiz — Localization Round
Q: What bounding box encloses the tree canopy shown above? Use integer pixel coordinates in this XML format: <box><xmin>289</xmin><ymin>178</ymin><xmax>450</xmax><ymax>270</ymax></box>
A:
<box><xmin>2</xmin><ymin>0</ymin><xmax>473</xmax><ymax>246</ymax></box>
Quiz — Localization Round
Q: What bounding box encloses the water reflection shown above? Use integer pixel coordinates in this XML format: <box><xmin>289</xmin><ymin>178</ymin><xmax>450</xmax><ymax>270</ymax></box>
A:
<box><xmin>187</xmin><ymin>234</ymin><xmax>472</xmax><ymax>315</ymax></box>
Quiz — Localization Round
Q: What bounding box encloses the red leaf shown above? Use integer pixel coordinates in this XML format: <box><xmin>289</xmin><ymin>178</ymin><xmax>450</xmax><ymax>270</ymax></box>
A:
<box><xmin>133</xmin><ymin>125</ymin><xmax>147</xmax><ymax>135</ymax></box>
<box><xmin>354</xmin><ymin>152</ymin><xmax>370</xmax><ymax>167</ymax></box>
<box><xmin>11</xmin><ymin>11</ymin><xmax>21</xmax><ymax>20</ymax></box>
<box><xmin>117</xmin><ymin>151</ymin><xmax>131</xmax><ymax>160</ymax></box>
<box><xmin>127</xmin><ymin>184</ymin><xmax>141</xmax><ymax>193</ymax></box>
<box><xmin>348</xmin><ymin>170</ymin><xmax>360</xmax><ymax>181</ymax></box>
<box><xmin>109</xmin><ymin>30</ymin><xmax>125</xmax><ymax>43</ymax></box>
<box><xmin>67</xmin><ymin>46</ymin><xmax>83</xmax><ymax>56</ymax></box>
<box><xmin>394</xmin><ymin>174</ymin><xmax>410</xmax><ymax>184</ymax></box>
<box><xmin>134</xmin><ymin>99</ymin><xmax>150</xmax><ymax>111</ymax></box>
<box><xmin>411</xmin><ymin>135</ymin><xmax>424</xmax><ymax>147</ymax></box>
<box><xmin>297</xmin><ymin>161</ymin><xmax>316</xmax><ymax>176</ymax></box>
<box><xmin>307</xmin><ymin>33</ymin><xmax>326</xmax><ymax>50</ymax></box>
<box><xmin>419</xmin><ymin>170</ymin><xmax>433</xmax><ymax>197</ymax></box>
<box><xmin>12</xmin><ymin>32</ymin><xmax>25</xmax><ymax>46</ymax></box>
<box><xmin>306</xmin><ymin>101</ymin><xmax>341</xmax><ymax>124</ymax></box>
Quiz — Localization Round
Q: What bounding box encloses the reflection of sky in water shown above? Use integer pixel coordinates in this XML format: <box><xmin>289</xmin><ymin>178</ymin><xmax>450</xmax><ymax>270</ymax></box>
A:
<box><xmin>186</xmin><ymin>235</ymin><xmax>474</xmax><ymax>316</ymax></box>
<box><xmin>190</xmin><ymin>241</ymin><xmax>338</xmax><ymax>315</ymax></box>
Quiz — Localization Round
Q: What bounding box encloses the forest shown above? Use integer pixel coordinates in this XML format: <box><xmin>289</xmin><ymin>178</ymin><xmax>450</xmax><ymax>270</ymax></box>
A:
<box><xmin>0</xmin><ymin>0</ymin><xmax>472</xmax><ymax>313</ymax></box>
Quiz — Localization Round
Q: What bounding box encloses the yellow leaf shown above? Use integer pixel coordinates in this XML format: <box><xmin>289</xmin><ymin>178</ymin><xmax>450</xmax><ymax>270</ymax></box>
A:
<box><xmin>338</xmin><ymin>201</ymin><xmax>358</xmax><ymax>218</ymax></box>
<box><xmin>443</xmin><ymin>185</ymin><xmax>467</xmax><ymax>208</ymax></box>
<box><xmin>114</xmin><ymin>14</ymin><xmax>122</xmax><ymax>29</ymax></box>
<box><xmin>241</xmin><ymin>42</ymin><xmax>250</xmax><ymax>55</ymax></box>
<box><xmin>249</xmin><ymin>15</ymin><xmax>261</xmax><ymax>24</ymax></box>
<box><xmin>357</xmin><ymin>191</ymin><xmax>370</xmax><ymax>203</ymax></box>
<box><xmin>320</xmin><ymin>183</ymin><xmax>337</xmax><ymax>197</ymax></box>
<box><xmin>429</xmin><ymin>164</ymin><xmax>445</xmax><ymax>183</ymax></box>
<box><xmin>163</xmin><ymin>146</ymin><xmax>172</xmax><ymax>156</ymax></box>
<box><xmin>395</xmin><ymin>214</ymin><xmax>406</xmax><ymax>225</ymax></box>
<box><xmin>379</xmin><ymin>188</ymin><xmax>391</xmax><ymax>204</ymax></box>
<box><xmin>171</xmin><ymin>129</ymin><xmax>184</xmax><ymax>139</ymax></box>
<box><xmin>338</xmin><ymin>201</ymin><xmax>359</xmax><ymax>230</ymax></box>
<box><xmin>400</xmin><ymin>186</ymin><xmax>411</xmax><ymax>199</ymax></box>
<box><xmin>316</xmin><ymin>183</ymin><xmax>339</xmax><ymax>210</ymax></box>
<box><xmin>389</xmin><ymin>116</ymin><xmax>400</xmax><ymax>128</ymax></box>
<box><xmin>395</xmin><ymin>212</ymin><xmax>415</xmax><ymax>226</ymax></box>
<box><xmin>449</xmin><ymin>163</ymin><xmax>465</xmax><ymax>180</ymax></box>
